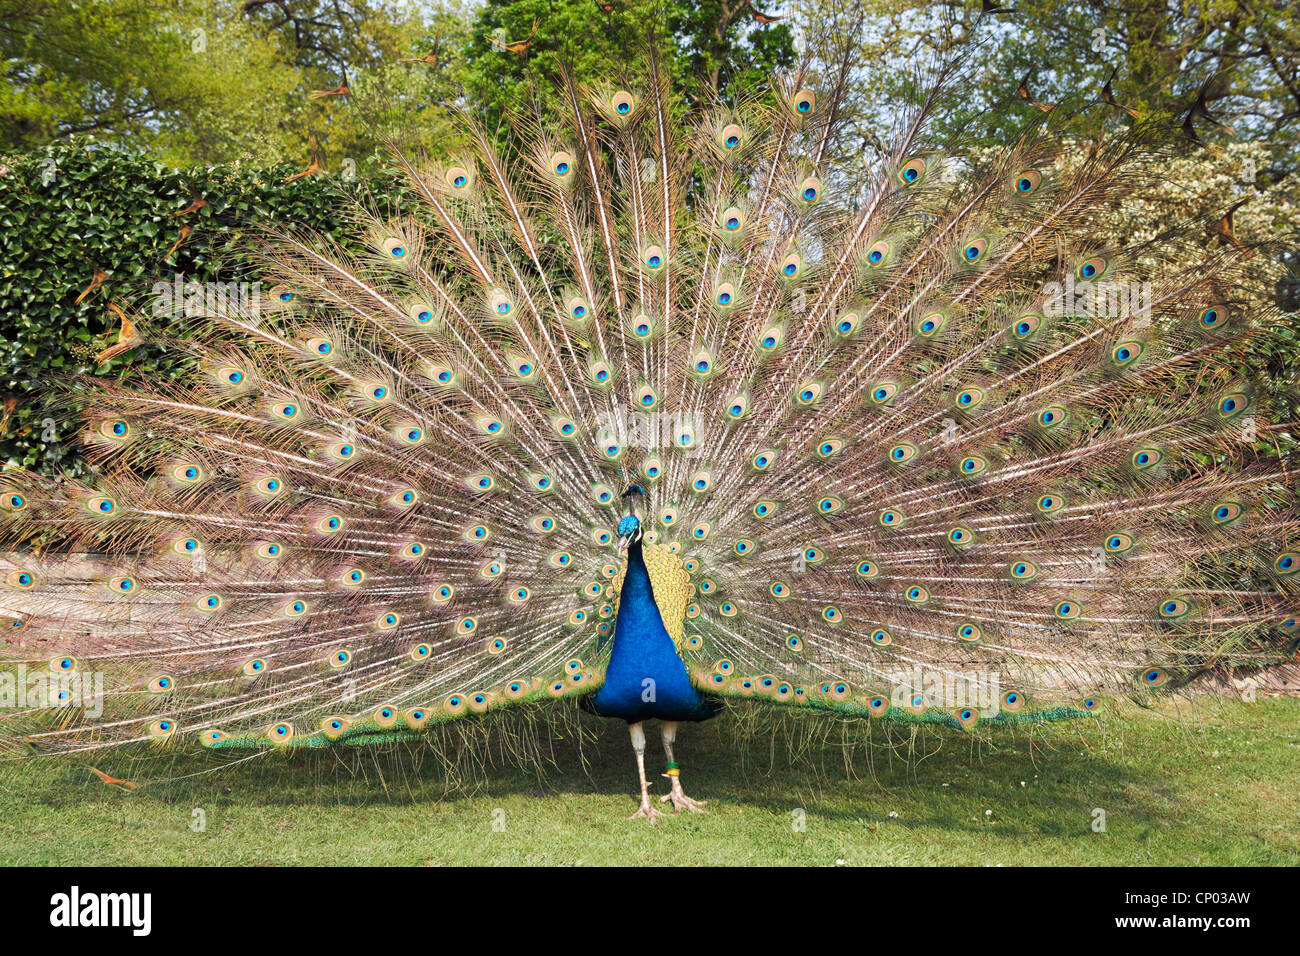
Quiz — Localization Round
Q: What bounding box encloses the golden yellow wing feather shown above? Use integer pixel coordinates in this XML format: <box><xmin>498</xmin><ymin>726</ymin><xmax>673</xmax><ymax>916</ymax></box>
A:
<box><xmin>609</xmin><ymin>542</ymin><xmax>694</xmax><ymax>652</ymax></box>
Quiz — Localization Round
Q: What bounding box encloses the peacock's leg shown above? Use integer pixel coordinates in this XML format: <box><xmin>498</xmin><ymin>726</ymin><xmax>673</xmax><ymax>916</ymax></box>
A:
<box><xmin>627</xmin><ymin>721</ymin><xmax>661</xmax><ymax>824</ymax></box>
<box><xmin>658</xmin><ymin>721</ymin><xmax>707</xmax><ymax>813</ymax></box>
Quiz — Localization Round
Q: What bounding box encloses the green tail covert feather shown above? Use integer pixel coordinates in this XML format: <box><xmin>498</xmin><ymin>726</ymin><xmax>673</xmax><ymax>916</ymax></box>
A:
<box><xmin>0</xmin><ymin>42</ymin><xmax>1296</xmax><ymax>795</ymax></box>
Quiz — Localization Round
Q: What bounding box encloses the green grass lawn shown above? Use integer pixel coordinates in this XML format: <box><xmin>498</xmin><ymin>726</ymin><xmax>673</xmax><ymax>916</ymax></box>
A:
<box><xmin>2</xmin><ymin>697</ymin><xmax>1296</xmax><ymax>865</ymax></box>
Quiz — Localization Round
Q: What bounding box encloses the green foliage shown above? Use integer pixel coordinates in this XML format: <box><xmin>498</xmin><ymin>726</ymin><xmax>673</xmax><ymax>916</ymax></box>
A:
<box><xmin>0</xmin><ymin>0</ymin><xmax>303</xmax><ymax>165</ymax></box>
<box><xmin>461</xmin><ymin>0</ymin><xmax>797</xmax><ymax>129</ymax></box>
<box><xmin>0</xmin><ymin>0</ymin><xmax>461</xmax><ymax>169</ymax></box>
<box><xmin>801</xmin><ymin>0</ymin><xmax>1300</xmax><ymax>177</ymax></box>
<box><xmin>0</xmin><ymin>140</ymin><xmax>402</xmax><ymax>473</ymax></box>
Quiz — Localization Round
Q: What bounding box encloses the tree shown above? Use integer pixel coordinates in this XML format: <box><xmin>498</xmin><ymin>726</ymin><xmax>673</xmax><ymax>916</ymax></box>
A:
<box><xmin>792</xmin><ymin>0</ymin><xmax>1300</xmax><ymax>180</ymax></box>
<box><xmin>0</xmin><ymin>0</ymin><xmax>454</xmax><ymax>168</ymax></box>
<box><xmin>460</xmin><ymin>0</ymin><xmax>798</xmax><ymax>130</ymax></box>
<box><xmin>0</xmin><ymin>0</ymin><xmax>304</xmax><ymax>164</ymax></box>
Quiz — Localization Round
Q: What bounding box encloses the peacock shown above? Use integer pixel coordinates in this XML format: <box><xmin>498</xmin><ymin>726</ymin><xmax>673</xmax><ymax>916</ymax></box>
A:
<box><xmin>2</xmin><ymin>46</ymin><xmax>1297</xmax><ymax>825</ymax></box>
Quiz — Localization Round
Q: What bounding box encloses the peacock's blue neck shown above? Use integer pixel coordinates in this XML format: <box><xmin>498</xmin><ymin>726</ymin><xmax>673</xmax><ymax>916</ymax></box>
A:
<box><xmin>586</xmin><ymin>540</ymin><xmax>717</xmax><ymax>723</ymax></box>
<box><xmin>610</xmin><ymin>541</ymin><xmax>661</xmax><ymax>651</ymax></box>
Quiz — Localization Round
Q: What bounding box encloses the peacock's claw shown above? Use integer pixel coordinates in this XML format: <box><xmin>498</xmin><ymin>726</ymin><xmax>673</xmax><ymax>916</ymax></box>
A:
<box><xmin>659</xmin><ymin>776</ymin><xmax>707</xmax><ymax>813</ymax></box>
<box><xmin>659</xmin><ymin>791</ymin><xmax>707</xmax><ymax>812</ymax></box>
<box><xmin>629</xmin><ymin>799</ymin><xmax>662</xmax><ymax>825</ymax></box>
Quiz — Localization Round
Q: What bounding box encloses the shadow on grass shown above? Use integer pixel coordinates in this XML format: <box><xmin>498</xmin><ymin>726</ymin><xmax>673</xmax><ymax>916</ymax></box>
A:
<box><xmin>6</xmin><ymin>699</ymin><xmax>1170</xmax><ymax>837</ymax></box>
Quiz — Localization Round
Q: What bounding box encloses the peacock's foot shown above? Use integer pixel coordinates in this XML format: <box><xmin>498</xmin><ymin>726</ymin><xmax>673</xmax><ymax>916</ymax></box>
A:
<box><xmin>629</xmin><ymin>798</ymin><xmax>662</xmax><ymax>825</ymax></box>
<box><xmin>659</xmin><ymin>776</ymin><xmax>707</xmax><ymax>813</ymax></box>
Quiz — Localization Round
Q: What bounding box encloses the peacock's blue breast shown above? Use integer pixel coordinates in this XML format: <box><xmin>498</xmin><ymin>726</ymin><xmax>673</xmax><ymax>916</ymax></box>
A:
<box><xmin>586</xmin><ymin>543</ymin><xmax>719</xmax><ymax>723</ymax></box>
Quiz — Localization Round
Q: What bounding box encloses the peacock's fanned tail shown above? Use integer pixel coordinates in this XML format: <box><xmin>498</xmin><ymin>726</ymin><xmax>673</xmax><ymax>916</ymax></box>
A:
<box><xmin>2</xmin><ymin>54</ymin><xmax>1297</xmax><ymax>756</ymax></box>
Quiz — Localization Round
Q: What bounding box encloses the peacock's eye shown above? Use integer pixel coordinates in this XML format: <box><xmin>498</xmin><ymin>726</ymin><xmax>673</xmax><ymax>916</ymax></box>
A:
<box><xmin>869</xmin><ymin>381</ymin><xmax>899</xmax><ymax>405</ymax></box>
<box><xmin>255</xmin><ymin>542</ymin><xmax>283</xmax><ymax>560</ymax></box>
<box><xmin>1111</xmin><ymin>340</ymin><xmax>1144</xmax><ymax>367</ymax></box>
<box><xmin>899</xmin><ymin>157</ymin><xmax>926</xmax><ymax>185</ymax></box>
<box><xmin>406</xmin><ymin>302</ymin><xmax>436</xmax><ymax>326</ymax></box>
<box><xmin>1038</xmin><ymin>405</ymin><xmax>1068</xmax><ymax>428</ymax></box>
<box><xmin>1217</xmin><ymin>392</ymin><xmax>1249</xmax><ymax>418</ymax></box>
<box><xmin>1209</xmin><ymin>502</ymin><xmax>1243</xmax><ymax>526</ymax></box>
<box><xmin>864</xmin><ymin>240</ymin><xmax>891</xmax><ymax>267</ymax></box>
<box><xmin>1158</xmin><ymin>598</ymin><xmax>1190</xmax><ymax>618</ymax></box>
<box><xmin>1014</xmin><ymin>170</ymin><xmax>1042</xmax><ymax>194</ymax></box>
<box><xmin>445</xmin><ymin>165</ymin><xmax>471</xmax><ymax>190</ymax></box>
<box><xmin>1009</xmin><ymin>560</ymin><xmax>1037</xmax><ymax>580</ymax></box>
<box><xmin>1011</xmin><ymin>313</ymin><xmax>1042</xmax><ymax>340</ymax></box>
<box><xmin>611</xmin><ymin>91</ymin><xmax>635</xmax><ymax>115</ymax></box>
<box><xmin>961</xmin><ymin>238</ymin><xmax>989</xmax><ymax>263</ymax></box>
<box><xmin>1104</xmin><ymin>533</ymin><xmax>1135</xmax><ymax>554</ymax></box>
<box><xmin>1037</xmin><ymin>493</ymin><xmax>1066</xmax><ymax>515</ymax></box>
<box><xmin>1132</xmin><ymin>447</ymin><xmax>1162</xmax><ymax>470</ymax></box>
<box><xmin>879</xmin><ymin>508</ymin><xmax>905</xmax><ymax>528</ymax></box>
<box><xmin>1077</xmin><ymin>255</ymin><xmax>1108</xmax><ymax>281</ymax></box>
<box><xmin>99</xmin><ymin>419</ymin><xmax>130</xmax><ymax>440</ymax></box>
<box><xmin>1198</xmin><ymin>305</ymin><xmax>1229</xmax><ymax>330</ymax></box>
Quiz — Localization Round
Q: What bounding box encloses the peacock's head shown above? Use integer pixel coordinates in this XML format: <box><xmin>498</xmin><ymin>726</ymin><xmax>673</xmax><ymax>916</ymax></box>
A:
<box><xmin>616</xmin><ymin>514</ymin><xmax>642</xmax><ymax>554</ymax></box>
<box><xmin>617</xmin><ymin>481</ymin><xmax>647</xmax><ymax>553</ymax></box>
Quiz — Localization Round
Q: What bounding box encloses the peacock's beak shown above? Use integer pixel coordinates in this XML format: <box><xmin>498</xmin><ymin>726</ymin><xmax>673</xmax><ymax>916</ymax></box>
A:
<box><xmin>617</xmin><ymin>533</ymin><xmax>631</xmax><ymax>554</ymax></box>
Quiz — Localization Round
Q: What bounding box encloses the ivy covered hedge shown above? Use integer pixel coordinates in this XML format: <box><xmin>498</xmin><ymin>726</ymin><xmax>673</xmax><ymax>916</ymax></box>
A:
<box><xmin>0</xmin><ymin>142</ymin><xmax>404</xmax><ymax>474</ymax></box>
